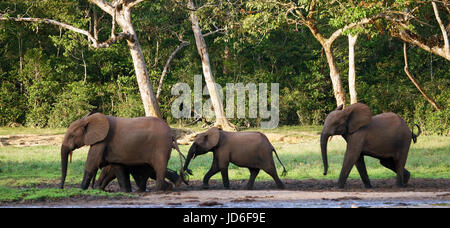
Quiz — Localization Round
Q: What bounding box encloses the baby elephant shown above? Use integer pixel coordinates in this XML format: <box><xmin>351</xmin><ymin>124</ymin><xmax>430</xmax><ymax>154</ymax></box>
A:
<box><xmin>183</xmin><ymin>127</ymin><xmax>287</xmax><ymax>190</ymax></box>
<box><xmin>95</xmin><ymin>164</ymin><xmax>182</xmax><ymax>192</ymax></box>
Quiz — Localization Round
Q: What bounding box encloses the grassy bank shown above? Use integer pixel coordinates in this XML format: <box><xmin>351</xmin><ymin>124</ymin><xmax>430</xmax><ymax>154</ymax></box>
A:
<box><xmin>0</xmin><ymin>126</ymin><xmax>449</xmax><ymax>203</ymax></box>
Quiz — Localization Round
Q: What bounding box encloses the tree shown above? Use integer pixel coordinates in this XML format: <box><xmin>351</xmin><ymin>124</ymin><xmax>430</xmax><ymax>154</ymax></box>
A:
<box><xmin>185</xmin><ymin>0</ymin><xmax>237</xmax><ymax>131</ymax></box>
<box><xmin>348</xmin><ymin>33</ymin><xmax>358</xmax><ymax>104</ymax></box>
<box><xmin>283</xmin><ymin>0</ymin><xmax>383</xmax><ymax>107</ymax></box>
<box><xmin>1</xmin><ymin>0</ymin><xmax>162</xmax><ymax>117</ymax></box>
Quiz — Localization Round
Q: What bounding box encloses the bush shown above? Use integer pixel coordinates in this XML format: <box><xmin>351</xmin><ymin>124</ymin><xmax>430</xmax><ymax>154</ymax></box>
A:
<box><xmin>114</xmin><ymin>94</ymin><xmax>145</xmax><ymax>118</ymax></box>
<box><xmin>0</xmin><ymin>82</ymin><xmax>26</xmax><ymax>125</ymax></box>
<box><xmin>25</xmin><ymin>80</ymin><xmax>60</xmax><ymax>127</ymax></box>
<box><xmin>112</xmin><ymin>75</ymin><xmax>145</xmax><ymax>118</ymax></box>
<box><xmin>48</xmin><ymin>81</ymin><xmax>95</xmax><ymax>128</ymax></box>
<box><xmin>412</xmin><ymin>101</ymin><xmax>449</xmax><ymax>136</ymax></box>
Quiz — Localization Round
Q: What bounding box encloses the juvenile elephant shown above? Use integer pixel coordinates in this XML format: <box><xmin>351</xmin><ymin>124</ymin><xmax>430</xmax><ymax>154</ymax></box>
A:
<box><xmin>96</xmin><ymin>165</ymin><xmax>182</xmax><ymax>192</ymax></box>
<box><xmin>320</xmin><ymin>103</ymin><xmax>421</xmax><ymax>188</ymax></box>
<box><xmin>59</xmin><ymin>112</ymin><xmax>186</xmax><ymax>192</ymax></box>
<box><xmin>183</xmin><ymin>127</ymin><xmax>287</xmax><ymax>190</ymax></box>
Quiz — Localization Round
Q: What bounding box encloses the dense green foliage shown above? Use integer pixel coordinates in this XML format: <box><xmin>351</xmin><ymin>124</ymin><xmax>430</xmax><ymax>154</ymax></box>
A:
<box><xmin>0</xmin><ymin>0</ymin><xmax>448</xmax><ymax>134</ymax></box>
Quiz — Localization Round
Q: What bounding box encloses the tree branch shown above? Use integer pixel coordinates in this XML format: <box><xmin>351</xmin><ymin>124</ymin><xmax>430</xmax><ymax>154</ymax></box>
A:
<box><xmin>432</xmin><ymin>1</ymin><xmax>450</xmax><ymax>58</ymax></box>
<box><xmin>0</xmin><ymin>16</ymin><xmax>132</xmax><ymax>49</ymax></box>
<box><xmin>386</xmin><ymin>13</ymin><xmax>450</xmax><ymax>61</ymax></box>
<box><xmin>327</xmin><ymin>14</ymin><xmax>383</xmax><ymax>44</ymax></box>
<box><xmin>203</xmin><ymin>28</ymin><xmax>226</xmax><ymax>37</ymax></box>
<box><xmin>156</xmin><ymin>40</ymin><xmax>190</xmax><ymax>100</ymax></box>
<box><xmin>403</xmin><ymin>42</ymin><xmax>441</xmax><ymax>111</ymax></box>
<box><xmin>126</xmin><ymin>0</ymin><xmax>145</xmax><ymax>8</ymax></box>
<box><xmin>89</xmin><ymin>0</ymin><xmax>114</xmax><ymax>15</ymax></box>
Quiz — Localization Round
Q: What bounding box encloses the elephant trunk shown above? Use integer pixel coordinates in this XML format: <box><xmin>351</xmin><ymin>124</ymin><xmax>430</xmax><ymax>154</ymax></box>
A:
<box><xmin>183</xmin><ymin>144</ymin><xmax>196</xmax><ymax>175</ymax></box>
<box><xmin>60</xmin><ymin>145</ymin><xmax>71</xmax><ymax>189</ymax></box>
<box><xmin>320</xmin><ymin>132</ymin><xmax>329</xmax><ymax>176</ymax></box>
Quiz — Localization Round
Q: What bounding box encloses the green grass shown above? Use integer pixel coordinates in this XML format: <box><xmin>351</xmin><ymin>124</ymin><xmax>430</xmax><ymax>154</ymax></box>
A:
<box><xmin>0</xmin><ymin>127</ymin><xmax>66</xmax><ymax>136</ymax></box>
<box><xmin>0</xmin><ymin>126</ymin><xmax>449</xmax><ymax>203</ymax></box>
<box><xmin>0</xmin><ymin>186</ymin><xmax>135</xmax><ymax>202</ymax></box>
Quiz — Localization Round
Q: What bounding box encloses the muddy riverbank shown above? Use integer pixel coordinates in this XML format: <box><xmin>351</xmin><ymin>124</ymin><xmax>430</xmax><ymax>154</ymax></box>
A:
<box><xmin>3</xmin><ymin>179</ymin><xmax>450</xmax><ymax>208</ymax></box>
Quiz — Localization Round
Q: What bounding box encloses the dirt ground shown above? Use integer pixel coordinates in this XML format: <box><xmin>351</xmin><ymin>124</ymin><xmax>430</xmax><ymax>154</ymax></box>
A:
<box><xmin>3</xmin><ymin>179</ymin><xmax>450</xmax><ymax>208</ymax></box>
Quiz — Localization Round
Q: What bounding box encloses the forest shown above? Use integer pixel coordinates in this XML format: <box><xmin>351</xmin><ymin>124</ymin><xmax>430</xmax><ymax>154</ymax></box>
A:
<box><xmin>0</xmin><ymin>0</ymin><xmax>448</xmax><ymax>135</ymax></box>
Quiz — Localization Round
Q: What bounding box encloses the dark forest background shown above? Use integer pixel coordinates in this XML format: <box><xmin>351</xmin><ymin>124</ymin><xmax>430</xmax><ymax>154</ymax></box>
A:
<box><xmin>0</xmin><ymin>0</ymin><xmax>448</xmax><ymax>135</ymax></box>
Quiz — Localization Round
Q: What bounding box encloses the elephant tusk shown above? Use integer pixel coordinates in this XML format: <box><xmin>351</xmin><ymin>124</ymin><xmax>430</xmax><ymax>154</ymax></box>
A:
<box><xmin>328</xmin><ymin>136</ymin><xmax>334</xmax><ymax>142</ymax></box>
<box><xmin>69</xmin><ymin>151</ymin><xmax>73</xmax><ymax>163</ymax></box>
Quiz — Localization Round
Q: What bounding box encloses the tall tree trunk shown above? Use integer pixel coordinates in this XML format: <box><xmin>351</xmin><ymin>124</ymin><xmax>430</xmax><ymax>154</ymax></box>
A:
<box><xmin>116</xmin><ymin>7</ymin><xmax>161</xmax><ymax>118</ymax></box>
<box><xmin>323</xmin><ymin>44</ymin><xmax>346</xmax><ymax>107</ymax></box>
<box><xmin>188</xmin><ymin>0</ymin><xmax>236</xmax><ymax>131</ymax></box>
<box><xmin>403</xmin><ymin>42</ymin><xmax>441</xmax><ymax>111</ymax></box>
<box><xmin>348</xmin><ymin>34</ymin><xmax>358</xmax><ymax>104</ymax></box>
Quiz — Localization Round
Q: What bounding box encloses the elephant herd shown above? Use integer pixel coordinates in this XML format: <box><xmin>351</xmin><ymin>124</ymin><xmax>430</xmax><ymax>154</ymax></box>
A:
<box><xmin>59</xmin><ymin>103</ymin><xmax>420</xmax><ymax>192</ymax></box>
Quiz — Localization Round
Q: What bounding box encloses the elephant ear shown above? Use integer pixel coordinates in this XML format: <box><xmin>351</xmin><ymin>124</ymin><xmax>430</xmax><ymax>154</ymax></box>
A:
<box><xmin>83</xmin><ymin>113</ymin><xmax>110</xmax><ymax>145</ymax></box>
<box><xmin>198</xmin><ymin>127</ymin><xmax>220</xmax><ymax>151</ymax></box>
<box><xmin>344</xmin><ymin>103</ymin><xmax>372</xmax><ymax>134</ymax></box>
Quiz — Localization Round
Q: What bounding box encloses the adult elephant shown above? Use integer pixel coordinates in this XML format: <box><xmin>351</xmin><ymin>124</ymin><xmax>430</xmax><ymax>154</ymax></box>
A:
<box><xmin>320</xmin><ymin>103</ymin><xmax>420</xmax><ymax>188</ymax></box>
<box><xmin>59</xmin><ymin>112</ymin><xmax>186</xmax><ymax>192</ymax></box>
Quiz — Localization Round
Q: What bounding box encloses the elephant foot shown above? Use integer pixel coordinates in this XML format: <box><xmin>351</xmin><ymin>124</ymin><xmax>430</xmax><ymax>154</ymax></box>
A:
<box><xmin>165</xmin><ymin>183</ymin><xmax>174</xmax><ymax>191</ymax></box>
<box><xmin>403</xmin><ymin>171</ymin><xmax>410</xmax><ymax>185</ymax></box>
<box><xmin>202</xmin><ymin>184</ymin><xmax>209</xmax><ymax>189</ymax></box>
<box><xmin>277</xmin><ymin>183</ymin><xmax>286</xmax><ymax>189</ymax></box>
<box><xmin>174</xmin><ymin>177</ymin><xmax>183</xmax><ymax>188</ymax></box>
<box><xmin>119</xmin><ymin>188</ymin><xmax>132</xmax><ymax>193</ymax></box>
<box><xmin>337</xmin><ymin>183</ymin><xmax>346</xmax><ymax>189</ymax></box>
<box><xmin>395</xmin><ymin>181</ymin><xmax>407</xmax><ymax>188</ymax></box>
<box><xmin>364</xmin><ymin>183</ymin><xmax>372</xmax><ymax>189</ymax></box>
<box><xmin>135</xmin><ymin>188</ymin><xmax>147</xmax><ymax>193</ymax></box>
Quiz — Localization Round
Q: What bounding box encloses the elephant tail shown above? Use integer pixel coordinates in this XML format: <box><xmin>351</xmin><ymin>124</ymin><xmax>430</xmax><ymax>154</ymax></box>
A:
<box><xmin>411</xmin><ymin>123</ymin><xmax>421</xmax><ymax>143</ymax></box>
<box><xmin>172</xmin><ymin>136</ymin><xmax>189</xmax><ymax>185</ymax></box>
<box><xmin>272</xmin><ymin>148</ymin><xmax>287</xmax><ymax>176</ymax></box>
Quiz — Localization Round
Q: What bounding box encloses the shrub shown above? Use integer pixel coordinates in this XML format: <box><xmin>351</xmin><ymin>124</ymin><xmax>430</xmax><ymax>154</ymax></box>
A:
<box><xmin>48</xmin><ymin>81</ymin><xmax>95</xmax><ymax>128</ymax></box>
<box><xmin>0</xmin><ymin>82</ymin><xmax>26</xmax><ymax>125</ymax></box>
<box><xmin>25</xmin><ymin>80</ymin><xmax>60</xmax><ymax>127</ymax></box>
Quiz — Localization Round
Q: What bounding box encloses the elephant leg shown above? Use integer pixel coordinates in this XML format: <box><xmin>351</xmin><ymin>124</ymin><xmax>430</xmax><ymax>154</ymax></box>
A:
<box><xmin>380</xmin><ymin>158</ymin><xmax>410</xmax><ymax>186</ymax></box>
<box><xmin>130</xmin><ymin>169</ymin><xmax>148</xmax><ymax>192</ymax></box>
<box><xmin>152</xmin><ymin>160</ymin><xmax>168</xmax><ymax>192</ymax></box>
<box><xmin>396</xmin><ymin>145</ymin><xmax>410</xmax><ymax>187</ymax></box>
<box><xmin>220</xmin><ymin>166</ymin><xmax>230</xmax><ymax>189</ymax></box>
<box><xmin>338</xmin><ymin>138</ymin><xmax>364</xmax><ymax>189</ymax></box>
<box><xmin>355</xmin><ymin>155</ymin><xmax>372</xmax><ymax>188</ymax></box>
<box><xmin>81</xmin><ymin>143</ymin><xmax>106</xmax><ymax>190</ymax></box>
<box><xmin>403</xmin><ymin>168</ymin><xmax>411</xmax><ymax>185</ymax></box>
<box><xmin>246</xmin><ymin>168</ymin><xmax>260</xmax><ymax>190</ymax></box>
<box><xmin>394</xmin><ymin>158</ymin><xmax>407</xmax><ymax>187</ymax></box>
<box><xmin>166</xmin><ymin>169</ymin><xmax>182</xmax><ymax>187</ymax></box>
<box><xmin>112</xmin><ymin>164</ymin><xmax>132</xmax><ymax>192</ymax></box>
<box><xmin>338</xmin><ymin>153</ymin><xmax>360</xmax><ymax>189</ymax></box>
<box><xmin>202</xmin><ymin>159</ymin><xmax>220</xmax><ymax>189</ymax></box>
<box><xmin>262</xmin><ymin>165</ymin><xmax>285</xmax><ymax>189</ymax></box>
<box><xmin>97</xmin><ymin>165</ymin><xmax>116</xmax><ymax>190</ymax></box>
